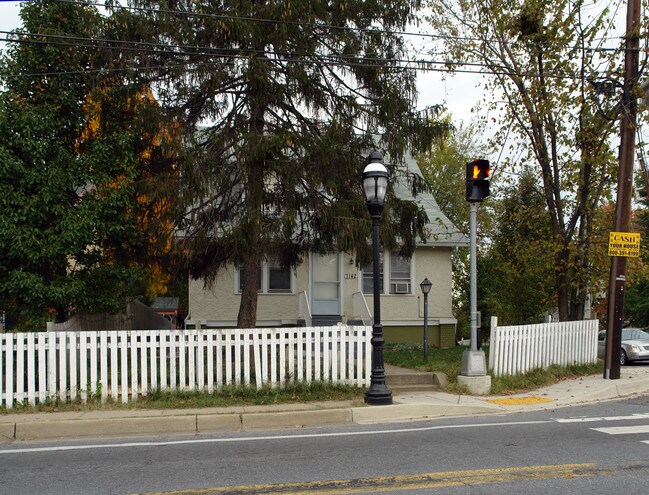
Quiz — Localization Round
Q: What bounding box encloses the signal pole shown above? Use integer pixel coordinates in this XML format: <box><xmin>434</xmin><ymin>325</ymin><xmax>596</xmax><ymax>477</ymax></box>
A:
<box><xmin>469</xmin><ymin>201</ymin><xmax>480</xmax><ymax>353</ymax></box>
<box><xmin>459</xmin><ymin>160</ymin><xmax>491</xmax><ymax>394</ymax></box>
<box><xmin>604</xmin><ymin>0</ymin><xmax>641</xmax><ymax>380</ymax></box>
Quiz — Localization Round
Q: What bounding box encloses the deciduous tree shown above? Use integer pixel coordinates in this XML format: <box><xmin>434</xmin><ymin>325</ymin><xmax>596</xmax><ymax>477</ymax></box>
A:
<box><xmin>0</xmin><ymin>1</ymin><xmax>172</xmax><ymax>326</ymax></box>
<box><xmin>479</xmin><ymin>167</ymin><xmax>555</xmax><ymax>325</ymax></box>
<box><xmin>426</xmin><ymin>0</ymin><xmax>623</xmax><ymax>320</ymax></box>
<box><xmin>416</xmin><ymin>118</ymin><xmax>491</xmax><ymax>336</ymax></box>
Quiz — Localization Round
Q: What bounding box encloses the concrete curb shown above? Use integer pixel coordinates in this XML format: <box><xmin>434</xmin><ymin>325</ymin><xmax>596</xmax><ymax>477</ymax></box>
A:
<box><xmin>350</xmin><ymin>404</ymin><xmax>500</xmax><ymax>424</ymax></box>
<box><xmin>2</xmin><ymin>371</ymin><xmax>649</xmax><ymax>443</ymax></box>
<box><xmin>242</xmin><ymin>409</ymin><xmax>353</xmax><ymax>431</ymax></box>
<box><xmin>0</xmin><ymin>409</ymin><xmax>357</xmax><ymax>443</ymax></box>
<box><xmin>14</xmin><ymin>416</ymin><xmax>199</xmax><ymax>442</ymax></box>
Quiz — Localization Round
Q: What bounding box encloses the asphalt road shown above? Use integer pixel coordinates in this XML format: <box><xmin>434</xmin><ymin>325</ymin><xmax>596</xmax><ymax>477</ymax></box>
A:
<box><xmin>3</xmin><ymin>396</ymin><xmax>649</xmax><ymax>495</ymax></box>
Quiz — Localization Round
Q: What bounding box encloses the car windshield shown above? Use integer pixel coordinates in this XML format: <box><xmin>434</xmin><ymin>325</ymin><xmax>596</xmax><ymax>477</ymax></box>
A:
<box><xmin>622</xmin><ymin>328</ymin><xmax>649</xmax><ymax>341</ymax></box>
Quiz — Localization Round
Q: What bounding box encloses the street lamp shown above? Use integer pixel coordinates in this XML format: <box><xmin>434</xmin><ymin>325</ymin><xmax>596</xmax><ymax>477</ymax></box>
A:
<box><xmin>420</xmin><ymin>277</ymin><xmax>432</xmax><ymax>361</ymax></box>
<box><xmin>363</xmin><ymin>150</ymin><xmax>392</xmax><ymax>405</ymax></box>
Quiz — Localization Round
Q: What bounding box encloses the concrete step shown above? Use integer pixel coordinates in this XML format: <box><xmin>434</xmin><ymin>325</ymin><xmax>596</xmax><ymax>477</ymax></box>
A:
<box><xmin>384</xmin><ymin>364</ymin><xmax>448</xmax><ymax>393</ymax></box>
<box><xmin>387</xmin><ymin>372</ymin><xmax>437</xmax><ymax>386</ymax></box>
<box><xmin>389</xmin><ymin>384</ymin><xmax>441</xmax><ymax>394</ymax></box>
<box><xmin>311</xmin><ymin>315</ymin><xmax>343</xmax><ymax>326</ymax></box>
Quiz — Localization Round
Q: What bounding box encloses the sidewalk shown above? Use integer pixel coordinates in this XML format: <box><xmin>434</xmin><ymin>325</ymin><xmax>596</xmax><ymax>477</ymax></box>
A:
<box><xmin>2</xmin><ymin>367</ymin><xmax>649</xmax><ymax>443</ymax></box>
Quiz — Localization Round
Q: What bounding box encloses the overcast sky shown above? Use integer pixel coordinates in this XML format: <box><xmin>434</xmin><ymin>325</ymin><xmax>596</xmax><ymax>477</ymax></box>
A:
<box><xmin>0</xmin><ymin>1</ymin><xmax>482</xmax><ymax>125</ymax></box>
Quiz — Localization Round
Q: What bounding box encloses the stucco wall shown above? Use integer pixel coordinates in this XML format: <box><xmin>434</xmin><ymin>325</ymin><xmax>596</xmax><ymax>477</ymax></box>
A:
<box><xmin>188</xmin><ymin>247</ymin><xmax>456</xmax><ymax>329</ymax></box>
<box><xmin>189</xmin><ymin>265</ymin><xmax>308</xmax><ymax>325</ymax></box>
<box><xmin>361</xmin><ymin>247</ymin><xmax>453</xmax><ymax>324</ymax></box>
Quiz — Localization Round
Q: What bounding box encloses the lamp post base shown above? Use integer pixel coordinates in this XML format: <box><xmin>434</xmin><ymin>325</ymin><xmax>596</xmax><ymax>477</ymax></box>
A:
<box><xmin>364</xmin><ymin>384</ymin><xmax>393</xmax><ymax>405</ymax></box>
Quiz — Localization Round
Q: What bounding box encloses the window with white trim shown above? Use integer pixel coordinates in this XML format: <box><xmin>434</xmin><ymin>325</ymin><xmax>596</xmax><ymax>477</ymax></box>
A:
<box><xmin>362</xmin><ymin>251</ymin><xmax>384</xmax><ymax>294</ymax></box>
<box><xmin>362</xmin><ymin>251</ymin><xmax>412</xmax><ymax>295</ymax></box>
<box><xmin>389</xmin><ymin>252</ymin><xmax>412</xmax><ymax>294</ymax></box>
<box><xmin>238</xmin><ymin>256</ymin><xmax>292</xmax><ymax>293</ymax></box>
<box><xmin>268</xmin><ymin>255</ymin><xmax>291</xmax><ymax>293</ymax></box>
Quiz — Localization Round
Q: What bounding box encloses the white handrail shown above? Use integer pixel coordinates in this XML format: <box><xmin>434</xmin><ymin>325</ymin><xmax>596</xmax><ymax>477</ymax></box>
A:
<box><xmin>352</xmin><ymin>291</ymin><xmax>372</xmax><ymax>326</ymax></box>
<box><xmin>298</xmin><ymin>291</ymin><xmax>312</xmax><ymax>327</ymax></box>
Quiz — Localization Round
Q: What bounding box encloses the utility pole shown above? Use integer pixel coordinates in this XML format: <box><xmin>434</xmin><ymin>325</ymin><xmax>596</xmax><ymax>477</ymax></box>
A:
<box><xmin>604</xmin><ymin>0</ymin><xmax>641</xmax><ymax>380</ymax></box>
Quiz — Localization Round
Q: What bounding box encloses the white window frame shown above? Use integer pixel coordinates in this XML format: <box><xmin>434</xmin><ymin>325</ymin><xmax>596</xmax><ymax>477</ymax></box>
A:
<box><xmin>361</xmin><ymin>250</ymin><xmax>413</xmax><ymax>295</ymax></box>
<box><xmin>237</xmin><ymin>257</ymin><xmax>294</xmax><ymax>294</ymax></box>
<box><xmin>389</xmin><ymin>251</ymin><xmax>412</xmax><ymax>295</ymax></box>
<box><xmin>361</xmin><ymin>251</ymin><xmax>384</xmax><ymax>295</ymax></box>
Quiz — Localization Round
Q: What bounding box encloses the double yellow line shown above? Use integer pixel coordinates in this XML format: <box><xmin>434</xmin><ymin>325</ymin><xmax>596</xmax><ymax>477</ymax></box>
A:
<box><xmin>135</xmin><ymin>463</ymin><xmax>609</xmax><ymax>495</ymax></box>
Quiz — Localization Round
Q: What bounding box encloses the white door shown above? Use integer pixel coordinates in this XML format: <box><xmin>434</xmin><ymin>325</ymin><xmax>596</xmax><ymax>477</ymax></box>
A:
<box><xmin>311</xmin><ymin>253</ymin><xmax>341</xmax><ymax>315</ymax></box>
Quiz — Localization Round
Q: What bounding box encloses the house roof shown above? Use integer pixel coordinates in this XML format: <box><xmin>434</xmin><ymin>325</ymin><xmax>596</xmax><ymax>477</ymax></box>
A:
<box><xmin>392</xmin><ymin>152</ymin><xmax>469</xmax><ymax>248</ymax></box>
<box><xmin>150</xmin><ymin>297</ymin><xmax>180</xmax><ymax>312</ymax></box>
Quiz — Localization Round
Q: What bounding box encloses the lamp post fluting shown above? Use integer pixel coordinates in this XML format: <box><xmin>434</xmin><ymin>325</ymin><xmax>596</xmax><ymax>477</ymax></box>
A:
<box><xmin>420</xmin><ymin>277</ymin><xmax>432</xmax><ymax>361</ymax></box>
<box><xmin>363</xmin><ymin>150</ymin><xmax>392</xmax><ymax>406</ymax></box>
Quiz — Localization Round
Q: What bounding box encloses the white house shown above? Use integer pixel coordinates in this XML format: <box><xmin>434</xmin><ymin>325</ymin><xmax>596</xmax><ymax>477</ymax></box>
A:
<box><xmin>186</xmin><ymin>154</ymin><xmax>467</xmax><ymax>348</ymax></box>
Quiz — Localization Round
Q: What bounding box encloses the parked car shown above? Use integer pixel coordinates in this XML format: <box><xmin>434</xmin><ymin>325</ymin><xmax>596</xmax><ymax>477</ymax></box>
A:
<box><xmin>597</xmin><ymin>328</ymin><xmax>649</xmax><ymax>365</ymax></box>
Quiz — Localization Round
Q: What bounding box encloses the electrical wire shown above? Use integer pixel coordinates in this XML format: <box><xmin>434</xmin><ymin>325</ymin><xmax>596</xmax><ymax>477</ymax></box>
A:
<box><xmin>48</xmin><ymin>0</ymin><xmax>627</xmax><ymax>51</ymax></box>
<box><xmin>0</xmin><ymin>30</ymin><xmax>620</xmax><ymax>82</ymax></box>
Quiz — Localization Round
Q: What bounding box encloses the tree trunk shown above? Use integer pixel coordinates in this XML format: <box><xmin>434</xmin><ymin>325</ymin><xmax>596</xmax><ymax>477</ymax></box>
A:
<box><xmin>237</xmin><ymin>255</ymin><xmax>259</xmax><ymax>328</ymax></box>
<box><xmin>236</xmin><ymin>167</ymin><xmax>263</xmax><ymax>328</ymax></box>
<box><xmin>555</xmin><ymin>243</ymin><xmax>571</xmax><ymax>321</ymax></box>
<box><xmin>236</xmin><ymin>38</ymin><xmax>267</xmax><ymax>329</ymax></box>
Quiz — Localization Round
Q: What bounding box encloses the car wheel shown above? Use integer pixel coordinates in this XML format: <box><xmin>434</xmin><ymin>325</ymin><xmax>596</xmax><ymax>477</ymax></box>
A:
<box><xmin>620</xmin><ymin>349</ymin><xmax>629</xmax><ymax>366</ymax></box>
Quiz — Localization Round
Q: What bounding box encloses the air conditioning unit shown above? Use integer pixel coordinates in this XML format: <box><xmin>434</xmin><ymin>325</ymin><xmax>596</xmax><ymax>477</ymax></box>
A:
<box><xmin>392</xmin><ymin>282</ymin><xmax>410</xmax><ymax>294</ymax></box>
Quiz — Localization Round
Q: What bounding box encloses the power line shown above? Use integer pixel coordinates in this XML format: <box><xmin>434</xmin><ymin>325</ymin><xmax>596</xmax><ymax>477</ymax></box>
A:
<box><xmin>43</xmin><ymin>0</ymin><xmax>629</xmax><ymax>53</ymax></box>
<box><xmin>0</xmin><ymin>30</ymin><xmax>618</xmax><ymax>82</ymax></box>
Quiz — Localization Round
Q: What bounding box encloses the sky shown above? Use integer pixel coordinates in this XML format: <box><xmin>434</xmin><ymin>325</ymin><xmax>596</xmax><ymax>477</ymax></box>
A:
<box><xmin>0</xmin><ymin>0</ymin><xmax>481</xmax><ymax>124</ymax></box>
<box><xmin>0</xmin><ymin>0</ymin><xmax>634</xmax><ymax>162</ymax></box>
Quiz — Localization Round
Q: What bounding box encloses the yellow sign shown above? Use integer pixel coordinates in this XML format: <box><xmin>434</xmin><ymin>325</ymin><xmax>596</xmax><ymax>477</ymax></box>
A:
<box><xmin>608</xmin><ymin>232</ymin><xmax>641</xmax><ymax>257</ymax></box>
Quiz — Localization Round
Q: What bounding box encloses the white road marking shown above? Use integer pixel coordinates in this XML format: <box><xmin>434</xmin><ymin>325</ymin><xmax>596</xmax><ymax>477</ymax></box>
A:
<box><xmin>6</xmin><ymin>413</ymin><xmax>649</xmax><ymax>456</ymax></box>
<box><xmin>591</xmin><ymin>425</ymin><xmax>649</xmax><ymax>435</ymax></box>
<box><xmin>555</xmin><ymin>413</ymin><xmax>649</xmax><ymax>423</ymax></box>
<box><xmin>0</xmin><ymin>420</ymin><xmax>551</xmax><ymax>455</ymax></box>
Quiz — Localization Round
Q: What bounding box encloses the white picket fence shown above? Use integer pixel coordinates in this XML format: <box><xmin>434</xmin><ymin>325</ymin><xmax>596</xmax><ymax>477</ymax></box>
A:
<box><xmin>488</xmin><ymin>317</ymin><xmax>599</xmax><ymax>376</ymax></box>
<box><xmin>0</xmin><ymin>325</ymin><xmax>371</xmax><ymax>409</ymax></box>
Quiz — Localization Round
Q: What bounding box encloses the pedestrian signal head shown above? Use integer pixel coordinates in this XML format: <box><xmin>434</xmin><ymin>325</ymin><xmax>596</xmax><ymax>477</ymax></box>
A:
<box><xmin>465</xmin><ymin>159</ymin><xmax>491</xmax><ymax>202</ymax></box>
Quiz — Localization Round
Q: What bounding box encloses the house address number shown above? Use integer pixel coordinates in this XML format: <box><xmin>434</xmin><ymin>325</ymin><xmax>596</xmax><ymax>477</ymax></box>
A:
<box><xmin>344</xmin><ymin>273</ymin><xmax>357</xmax><ymax>279</ymax></box>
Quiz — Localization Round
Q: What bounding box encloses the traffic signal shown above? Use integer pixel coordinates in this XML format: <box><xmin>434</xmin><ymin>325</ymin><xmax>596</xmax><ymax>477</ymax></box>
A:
<box><xmin>465</xmin><ymin>159</ymin><xmax>491</xmax><ymax>202</ymax></box>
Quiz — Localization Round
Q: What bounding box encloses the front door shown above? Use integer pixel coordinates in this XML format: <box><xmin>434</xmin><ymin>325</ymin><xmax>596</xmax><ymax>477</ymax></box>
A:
<box><xmin>311</xmin><ymin>253</ymin><xmax>341</xmax><ymax>315</ymax></box>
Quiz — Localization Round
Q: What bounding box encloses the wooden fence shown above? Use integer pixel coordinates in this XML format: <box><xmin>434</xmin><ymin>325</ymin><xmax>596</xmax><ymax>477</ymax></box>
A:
<box><xmin>0</xmin><ymin>325</ymin><xmax>371</xmax><ymax>409</ymax></box>
<box><xmin>488</xmin><ymin>317</ymin><xmax>599</xmax><ymax>376</ymax></box>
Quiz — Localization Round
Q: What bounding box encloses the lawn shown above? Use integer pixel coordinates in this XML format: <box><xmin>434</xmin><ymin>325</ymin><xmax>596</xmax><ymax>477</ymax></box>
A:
<box><xmin>1</xmin><ymin>344</ymin><xmax>604</xmax><ymax>414</ymax></box>
<box><xmin>383</xmin><ymin>343</ymin><xmax>603</xmax><ymax>395</ymax></box>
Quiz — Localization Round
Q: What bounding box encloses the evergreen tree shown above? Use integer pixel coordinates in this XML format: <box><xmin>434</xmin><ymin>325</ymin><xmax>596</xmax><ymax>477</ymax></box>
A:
<box><xmin>109</xmin><ymin>0</ymin><xmax>448</xmax><ymax>327</ymax></box>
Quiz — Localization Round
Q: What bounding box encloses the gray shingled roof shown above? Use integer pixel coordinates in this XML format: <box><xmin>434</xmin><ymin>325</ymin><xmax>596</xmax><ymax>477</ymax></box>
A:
<box><xmin>391</xmin><ymin>152</ymin><xmax>469</xmax><ymax>247</ymax></box>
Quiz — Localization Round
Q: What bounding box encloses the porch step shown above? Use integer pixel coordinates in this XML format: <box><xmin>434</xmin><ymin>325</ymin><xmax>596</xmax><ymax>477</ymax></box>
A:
<box><xmin>384</xmin><ymin>364</ymin><xmax>447</xmax><ymax>394</ymax></box>
<box><xmin>311</xmin><ymin>315</ymin><xmax>343</xmax><ymax>326</ymax></box>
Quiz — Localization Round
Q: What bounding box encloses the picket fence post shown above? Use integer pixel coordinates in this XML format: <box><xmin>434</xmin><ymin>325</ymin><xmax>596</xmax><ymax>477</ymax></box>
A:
<box><xmin>487</xmin><ymin>318</ymin><xmax>599</xmax><ymax>376</ymax></box>
<box><xmin>0</xmin><ymin>325</ymin><xmax>372</xmax><ymax>407</ymax></box>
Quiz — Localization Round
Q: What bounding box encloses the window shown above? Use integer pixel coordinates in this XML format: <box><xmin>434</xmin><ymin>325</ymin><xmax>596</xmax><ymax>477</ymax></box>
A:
<box><xmin>362</xmin><ymin>252</ymin><xmax>384</xmax><ymax>294</ymax></box>
<box><xmin>268</xmin><ymin>256</ymin><xmax>291</xmax><ymax>293</ymax></box>
<box><xmin>238</xmin><ymin>256</ymin><xmax>292</xmax><ymax>294</ymax></box>
<box><xmin>362</xmin><ymin>251</ymin><xmax>412</xmax><ymax>295</ymax></box>
<box><xmin>389</xmin><ymin>252</ymin><xmax>411</xmax><ymax>294</ymax></box>
<box><xmin>238</xmin><ymin>264</ymin><xmax>262</xmax><ymax>293</ymax></box>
